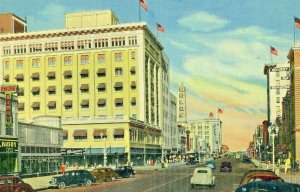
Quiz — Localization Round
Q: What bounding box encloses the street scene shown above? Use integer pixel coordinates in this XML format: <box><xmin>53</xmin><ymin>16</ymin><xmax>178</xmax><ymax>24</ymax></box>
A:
<box><xmin>1</xmin><ymin>0</ymin><xmax>300</xmax><ymax>191</ymax></box>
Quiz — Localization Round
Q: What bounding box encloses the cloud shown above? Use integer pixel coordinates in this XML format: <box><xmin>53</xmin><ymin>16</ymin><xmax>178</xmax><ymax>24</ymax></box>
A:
<box><xmin>178</xmin><ymin>11</ymin><xmax>230</xmax><ymax>32</ymax></box>
<box><xmin>168</xmin><ymin>39</ymin><xmax>197</xmax><ymax>52</ymax></box>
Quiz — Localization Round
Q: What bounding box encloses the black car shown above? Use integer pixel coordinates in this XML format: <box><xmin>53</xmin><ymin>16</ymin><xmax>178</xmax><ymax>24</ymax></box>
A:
<box><xmin>115</xmin><ymin>166</ymin><xmax>136</xmax><ymax>178</ymax></box>
<box><xmin>235</xmin><ymin>181</ymin><xmax>300</xmax><ymax>192</ymax></box>
<box><xmin>49</xmin><ymin>170</ymin><xmax>96</xmax><ymax>189</ymax></box>
<box><xmin>220</xmin><ymin>161</ymin><xmax>232</xmax><ymax>172</ymax></box>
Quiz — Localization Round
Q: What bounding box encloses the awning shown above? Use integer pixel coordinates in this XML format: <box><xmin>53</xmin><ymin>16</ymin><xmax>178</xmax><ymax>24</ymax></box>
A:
<box><xmin>80</xmin><ymin>99</ymin><xmax>89</xmax><ymax>105</ymax></box>
<box><xmin>64</xmin><ymin>85</ymin><xmax>72</xmax><ymax>91</ymax></box>
<box><xmin>15</xmin><ymin>74</ymin><xmax>24</xmax><ymax>80</ymax></box>
<box><xmin>47</xmin><ymin>101</ymin><xmax>56</xmax><ymax>107</ymax></box>
<box><xmin>93</xmin><ymin>129</ymin><xmax>107</xmax><ymax>136</ymax></box>
<box><xmin>18</xmin><ymin>103</ymin><xmax>24</xmax><ymax>109</ymax></box>
<box><xmin>131</xmin><ymin>97</ymin><xmax>136</xmax><ymax>103</ymax></box>
<box><xmin>31</xmin><ymin>72</ymin><xmax>39</xmax><ymax>78</ymax></box>
<box><xmin>114</xmin><ymin>129</ymin><xmax>124</xmax><ymax>135</ymax></box>
<box><xmin>64</xmin><ymin>100</ymin><xmax>72</xmax><ymax>106</ymax></box>
<box><xmin>47</xmin><ymin>71</ymin><xmax>55</xmax><ymax>78</ymax></box>
<box><xmin>97</xmin><ymin>99</ymin><xmax>106</xmax><ymax>105</ymax></box>
<box><xmin>131</xmin><ymin>81</ymin><xmax>136</xmax><ymax>87</ymax></box>
<box><xmin>18</xmin><ymin>87</ymin><xmax>24</xmax><ymax>93</ymax></box>
<box><xmin>130</xmin><ymin>66</ymin><xmax>135</xmax><ymax>72</ymax></box>
<box><xmin>63</xmin><ymin>70</ymin><xmax>72</xmax><ymax>76</ymax></box>
<box><xmin>97</xmin><ymin>68</ymin><xmax>105</xmax><ymax>74</ymax></box>
<box><xmin>31</xmin><ymin>102</ymin><xmax>40</xmax><ymax>108</ymax></box>
<box><xmin>114</xmin><ymin>82</ymin><xmax>123</xmax><ymax>88</ymax></box>
<box><xmin>47</xmin><ymin>86</ymin><xmax>55</xmax><ymax>91</ymax></box>
<box><xmin>3</xmin><ymin>74</ymin><xmax>9</xmax><ymax>81</ymax></box>
<box><xmin>31</xmin><ymin>87</ymin><xmax>40</xmax><ymax>93</ymax></box>
<box><xmin>73</xmin><ymin>130</ymin><xmax>87</xmax><ymax>137</ymax></box>
<box><xmin>80</xmin><ymin>69</ymin><xmax>88</xmax><ymax>75</ymax></box>
<box><xmin>80</xmin><ymin>84</ymin><xmax>88</xmax><ymax>90</ymax></box>
<box><xmin>115</xmin><ymin>98</ymin><xmax>123</xmax><ymax>104</ymax></box>
<box><xmin>97</xmin><ymin>83</ymin><xmax>105</xmax><ymax>89</ymax></box>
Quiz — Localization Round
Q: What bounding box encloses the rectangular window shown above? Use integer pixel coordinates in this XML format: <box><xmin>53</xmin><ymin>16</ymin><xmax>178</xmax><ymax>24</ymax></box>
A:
<box><xmin>80</xmin><ymin>55</ymin><xmax>89</xmax><ymax>64</ymax></box>
<box><xmin>276</xmin><ymin>71</ymin><xmax>280</xmax><ymax>77</ymax></box>
<box><xmin>97</xmin><ymin>54</ymin><xmax>105</xmax><ymax>63</ymax></box>
<box><xmin>32</xmin><ymin>58</ymin><xmax>40</xmax><ymax>68</ymax></box>
<box><xmin>114</xmin><ymin>52</ymin><xmax>123</xmax><ymax>62</ymax></box>
<box><xmin>64</xmin><ymin>56</ymin><xmax>72</xmax><ymax>65</ymax></box>
<box><xmin>276</xmin><ymin>88</ymin><xmax>280</xmax><ymax>95</ymax></box>
<box><xmin>48</xmin><ymin>57</ymin><xmax>56</xmax><ymax>66</ymax></box>
<box><xmin>276</xmin><ymin>97</ymin><xmax>280</xmax><ymax>103</ymax></box>
<box><xmin>131</xmin><ymin>51</ymin><xmax>136</xmax><ymax>60</ymax></box>
<box><xmin>115</xmin><ymin>68</ymin><xmax>123</xmax><ymax>76</ymax></box>
<box><xmin>16</xmin><ymin>60</ymin><xmax>24</xmax><ymax>69</ymax></box>
<box><xmin>4</xmin><ymin>60</ymin><xmax>9</xmax><ymax>69</ymax></box>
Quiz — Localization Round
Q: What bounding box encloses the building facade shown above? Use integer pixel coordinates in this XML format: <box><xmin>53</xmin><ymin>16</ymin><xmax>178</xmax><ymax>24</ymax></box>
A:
<box><xmin>0</xmin><ymin>13</ymin><xmax>27</xmax><ymax>35</ymax></box>
<box><xmin>0</xmin><ymin>10</ymin><xmax>167</xmax><ymax>166</ymax></box>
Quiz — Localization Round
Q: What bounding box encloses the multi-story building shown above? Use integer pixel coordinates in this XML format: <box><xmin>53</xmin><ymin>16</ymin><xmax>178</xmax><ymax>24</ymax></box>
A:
<box><xmin>287</xmin><ymin>48</ymin><xmax>300</xmax><ymax>161</ymax></box>
<box><xmin>185</xmin><ymin>119</ymin><xmax>222</xmax><ymax>159</ymax></box>
<box><xmin>264</xmin><ymin>63</ymin><xmax>290</xmax><ymax>125</ymax></box>
<box><xmin>0</xmin><ymin>10</ymin><xmax>168</xmax><ymax>166</ymax></box>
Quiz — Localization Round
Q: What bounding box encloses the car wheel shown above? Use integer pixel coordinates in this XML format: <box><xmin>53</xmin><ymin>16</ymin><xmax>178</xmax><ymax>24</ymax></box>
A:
<box><xmin>58</xmin><ymin>182</ymin><xmax>66</xmax><ymax>189</ymax></box>
<box><xmin>85</xmin><ymin>179</ymin><xmax>92</xmax><ymax>186</ymax></box>
<box><xmin>111</xmin><ymin>176</ymin><xmax>116</xmax><ymax>182</ymax></box>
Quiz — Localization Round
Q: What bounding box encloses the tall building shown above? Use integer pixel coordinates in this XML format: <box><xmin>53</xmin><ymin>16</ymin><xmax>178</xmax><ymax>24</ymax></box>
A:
<box><xmin>264</xmin><ymin>63</ymin><xmax>290</xmax><ymax>125</ymax></box>
<box><xmin>185</xmin><ymin>119</ymin><xmax>222</xmax><ymax>158</ymax></box>
<box><xmin>0</xmin><ymin>13</ymin><xmax>27</xmax><ymax>34</ymax></box>
<box><xmin>0</xmin><ymin>10</ymin><xmax>168</xmax><ymax>166</ymax></box>
<box><xmin>287</xmin><ymin>48</ymin><xmax>300</xmax><ymax>161</ymax></box>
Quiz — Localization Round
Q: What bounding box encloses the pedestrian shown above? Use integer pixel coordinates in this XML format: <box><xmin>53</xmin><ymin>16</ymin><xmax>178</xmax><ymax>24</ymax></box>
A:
<box><xmin>60</xmin><ymin>163</ymin><xmax>66</xmax><ymax>174</ymax></box>
<box><xmin>285</xmin><ymin>158</ymin><xmax>291</xmax><ymax>174</ymax></box>
<box><xmin>291</xmin><ymin>159</ymin><xmax>298</xmax><ymax>175</ymax></box>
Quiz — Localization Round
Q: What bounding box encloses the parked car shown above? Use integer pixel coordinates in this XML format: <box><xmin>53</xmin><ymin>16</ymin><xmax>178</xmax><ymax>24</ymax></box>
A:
<box><xmin>239</xmin><ymin>169</ymin><xmax>277</xmax><ymax>186</ymax></box>
<box><xmin>235</xmin><ymin>181</ymin><xmax>300</xmax><ymax>192</ymax></box>
<box><xmin>115</xmin><ymin>166</ymin><xmax>135</xmax><ymax>178</ymax></box>
<box><xmin>247</xmin><ymin>175</ymin><xmax>284</xmax><ymax>183</ymax></box>
<box><xmin>48</xmin><ymin>169</ymin><xmax>95</xmax><ymax>189</ymax></box>
<box><xmin>220</xmin><ymin>161</ymin><xmax>232</xmax><ymax>172</ymax></box>
<box><xmin>90</xmin><ymin>167</ymin><xmax>119</xmax><ymax>182</ymax></box>
<box><xmin>206</xmin><ymin>160</ymin><xmax>216</xmax><ymax>169</ymax></box>
<box><xmin>0</xmin><ymin>175</ymin><xmax>33</xmax><ymax>192</ymax></box>
<box><xmin>190</xmin><ymin>167</ymin><xmax>215</xmax><ymax>188</ymax></box>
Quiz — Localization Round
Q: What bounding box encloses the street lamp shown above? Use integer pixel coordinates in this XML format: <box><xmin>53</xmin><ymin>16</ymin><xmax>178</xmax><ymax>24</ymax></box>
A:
<box><xmin>268</xmin><ymin>125</ymin><xmax>279</xmax><ymax>172</ymax></box>
<box><xmin>100</xmin><ymin>133</ymin><xmax>107</xmax><ymax>167</ymax></box>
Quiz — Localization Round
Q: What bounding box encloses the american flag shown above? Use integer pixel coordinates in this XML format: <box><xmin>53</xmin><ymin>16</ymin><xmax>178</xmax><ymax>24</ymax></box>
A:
<box><xmin>270</xmin><ymin>46</ymin><xmax>278</xmax><ymax>56</ymax></box>
<box><xmin>157</xmin><ymin>23</ymin><xmax>165</xmax><ymax>33</ymax></box>
<box><xmin>139</xmin><ymin>0</ymin><xmax>148</xmax><ymax>11</ymax></box>
<box><xmin>295</xmin><ymin>16</ymin><xmax>300</xmax><ymax>29</ymax></box>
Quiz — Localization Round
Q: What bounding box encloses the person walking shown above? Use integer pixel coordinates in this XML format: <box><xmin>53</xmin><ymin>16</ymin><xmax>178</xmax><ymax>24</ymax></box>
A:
<box><xmin>285</xmin><ymin>158</ymin><xmax>291</xmax><ymax>174</ymax></box>
<box><xmin>60</xmin><ymin>163</ymin><xmax>66</xmax><ymax>174</ymax></box>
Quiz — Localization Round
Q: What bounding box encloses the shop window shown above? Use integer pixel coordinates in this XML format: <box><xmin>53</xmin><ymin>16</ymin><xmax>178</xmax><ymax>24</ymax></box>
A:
<box><xmin>64</xmin><ymin>70</ymin><xmax>72</xmax><ymax>79</ymax></box>
<box><xmin>113</xmin><ymin>129</ymin><xmax>124</xmax><ymax>139</ymax></box>
<box><xmin>73</xmin><ymin>130</ymin><xmax>87</xmax><ymax>141</ymax></box>
<box><xmin>97</xmin><ymin>54</ymin><xmax>105</xmax><ymax>63</ymax></box>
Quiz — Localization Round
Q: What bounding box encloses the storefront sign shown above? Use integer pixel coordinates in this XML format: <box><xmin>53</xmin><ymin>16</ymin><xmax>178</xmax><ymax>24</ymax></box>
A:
<box><xmin>0</xmin><ymin>84</ymin><xmax>18</xmax><ymax>129</ymax></box>
<box><xmin>61</xmin><ymin>148</ymin><xmax>83</xmax><ymax>155</ymax></box>
<box><xmin>270</xmin><ymin>67</ymin><xmax>289</xmax><ymax>72</ymax></box>
<box><xmin>0</xmin><ymin>138</ymin><xmax>18</xmax><ymax>153</ymax></box>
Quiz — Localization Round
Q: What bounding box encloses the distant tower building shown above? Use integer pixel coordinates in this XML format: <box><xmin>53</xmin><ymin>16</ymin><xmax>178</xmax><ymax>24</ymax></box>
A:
<box><xmin>178</xmin><ymin>83</ymin><xmax>187</xmax><ymax>122</ymax></box>
<box><xmin>0</xmin><ymin>13</ymin><xmax>27</xmax><ymax>34</ymax></box>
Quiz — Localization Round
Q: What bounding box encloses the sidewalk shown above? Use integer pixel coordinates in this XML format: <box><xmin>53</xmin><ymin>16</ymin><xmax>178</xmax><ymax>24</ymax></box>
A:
<box><xmin>23</xmin><ymin>162</ymin><xmax>186</xmax><ymax>191</ymax></box>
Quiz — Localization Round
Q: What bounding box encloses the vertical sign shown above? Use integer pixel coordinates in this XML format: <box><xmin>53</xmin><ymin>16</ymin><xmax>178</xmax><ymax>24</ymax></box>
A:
<box><xmin>5</xmin><ymin>94</ymin><xmax>12</xmax><ymax>127</ymax></box>
<box><xmin>178</xmin><ymin>83</ymin><xmax>186</xmax><ymax>122</ymax></box>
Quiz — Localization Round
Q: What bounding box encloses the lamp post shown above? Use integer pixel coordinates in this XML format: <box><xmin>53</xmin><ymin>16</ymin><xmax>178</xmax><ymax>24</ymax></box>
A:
<box><xmin>100</xmin><ymin>133</ymin><xmax>107</xmax><ymax>167</ymax></box>
<box><xmin>268</xmin><ymin>125</ymin><xmax>279</xmax><ymax>172</ymax></box>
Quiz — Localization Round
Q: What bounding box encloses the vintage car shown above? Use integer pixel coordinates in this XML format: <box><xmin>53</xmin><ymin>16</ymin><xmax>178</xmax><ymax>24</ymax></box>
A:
<box><xmin>220</xmin><ymin>161</ymin><xmax>232</xmax><ymax>172</ymax></box>
<box><xmin>235</xmin><ymin>181</ymin><xmax>300</xmax><ymax>192</ymax></box>
<box><xmin>206</xmin><ymin>160</ymin><xmax>216</xmax><ymax>169</ymax></box>
<box><xmin>90</xmin><ymin>167</ymin><xmax>119</xmax><ymax>182</ymax></box>
<box><xmin>48</xmin><ymin>169</ymin><xmax>95</xmax><ymax>189</ymax></box>
<box><xmin>0</xmin><ymin>175</ymin><xmax>33</xmax><ymax>192</ymax></box>
<box><xmin>239</xmin><ymin>169</ymin><xmax>277</xmax><ymax>186</ymax></box>
<box><xmin>114</xmin><ymin>166</ymin><xmax>136</xmax><ymax>178</ymax></box>
<box><xmin>190</xmin><ymin>167</ymin><xmax>215</xmax><ymax>188</ymax></box>
<box><xmin>247</xmin><ymin>175</ymin><xmax>284</xmax><ymax>183</ymax></box>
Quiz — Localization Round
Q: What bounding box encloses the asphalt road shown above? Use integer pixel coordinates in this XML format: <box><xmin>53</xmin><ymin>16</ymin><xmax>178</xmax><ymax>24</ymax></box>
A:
<box><xmin>43</xmin><ymin>157</ymin><xmax>255</xmax><ymax>192</ymax></box>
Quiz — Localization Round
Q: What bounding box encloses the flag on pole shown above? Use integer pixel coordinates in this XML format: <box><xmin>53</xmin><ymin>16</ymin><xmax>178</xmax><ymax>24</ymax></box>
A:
<box><xmin>209</xmin><ymin>112</ymin><xmax>214</xmax><ymax>118</ymax></box>
<box><xmin>218</xmin><ymin>108</ymin><xmax>224</xmax><ymax>114</ymax></box>
<box><xmin>270</xmin><ymin>46</ymin><xmax>278</xmax><ymax>56</ymax></box>
<box><xmin>157</xmin><ymin>23</ymin><xmax>165</xmax><ymax>33</ymax></box>
<box><xmin>295</xmin><ymin>16</ymin><xmax>300</xmax><ymax>29</ymax></box>
<box><xmin>139</xmin><ymin>0</ymin><xmax>148</xmax><ymax>11</ymax></box>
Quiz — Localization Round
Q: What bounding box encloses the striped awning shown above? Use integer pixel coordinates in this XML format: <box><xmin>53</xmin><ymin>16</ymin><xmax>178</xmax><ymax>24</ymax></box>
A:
<box><xmin>31</xmin><ymin>72</ymin><xmax>39</xmax><ymax>78</ymax></box>
<box><xmin>80</xmin><ymin>99</ymin><xmax>89</xmax><ymax>105</ymax></box>
<box><xmin>114</xmin><ymin>129</ymin><xmax>124</xmax><ymax>136</ymax></box>
<box><xmin>47</xmin><ymin>71</ymin><xmax>56</xmax><ymax>78</ymax></box>
<box><xmin>73</xmin><ymin>130</ymin><xmax>87</xmax><ymax>137</ymax></box>
<box><xmin>93</xmin><ymin>129</ymin><xmax>107</xmax><ymax>136</ymax></box>
<box><xmin>31</xmin><ymin>87</ymin><xmax>40</xmax><ymax>93</ymax></box>
<box><xmin>31</xmin><ymin>102</ymin><xmax>40</xmax><ymax>108</ymax></box>
<box><xmin>47</xmin><ymin>86</ymin><xmax>55</xmax><ymax>91</ymax></box>
<box><xmin>47</xmin><ymin>101</ymin><xmax>56</xmax><ymax>107</ymax></box>
<box><xmin>63</xmin><ymin>100</ymin><xmax>72</xmax><ymax>106</ymax></box>
<box><xmin>64</xmin><ymin>85</ymin><xmax>72</xmax><ymax>91</ymax></box>
<box><xmin>97</xmin><ymin>99</ymin><xmax>106</xmax><ymax>105</ymax></box>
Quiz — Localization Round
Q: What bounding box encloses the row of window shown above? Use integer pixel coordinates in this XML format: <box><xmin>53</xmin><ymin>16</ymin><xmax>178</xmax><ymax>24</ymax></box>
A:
<box><xmin>2</xmin><ymin>36</ymin><xmax>138</xmax><ymax>55</ymax></box>
<box><xmin>18</xmin><ymin>98</ymin><xmax>137</xmax><ymax>111</ymax></box>
<box><xmin>4</xmin><ymin>67</ymin><xmax>136</xmax><ymax>83</ymax></box>
<box><xmin>4</xmin><ymin>52</ymin><xmax>136</xmax><ymax>70</ymax></box>
<box><xmin>20</xmin><ymin>146</ymin><xmax>61</xmax><ymax>154</ymax></box>
<box><xmin>16</xmin><ymin>82</ymin><xmax>137</xmax><ymax>97</ymax></box>
<box><xmin>63</xmin><ymin>129</ymin><xmax>125</xmax><ymax>141</ymax></box>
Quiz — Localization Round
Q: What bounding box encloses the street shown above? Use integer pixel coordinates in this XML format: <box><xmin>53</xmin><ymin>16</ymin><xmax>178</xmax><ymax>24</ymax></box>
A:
<box><xmin>42</xmin><ymin>157</ymin><xmax>254</xmax><ymax>192</ymax></box>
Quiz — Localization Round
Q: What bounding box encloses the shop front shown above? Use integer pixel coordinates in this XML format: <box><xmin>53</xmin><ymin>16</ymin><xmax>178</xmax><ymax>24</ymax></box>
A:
<box><xmin>0</xmin><ymin>138</ymin><xmax>18</xmax><ymax>175</ymax></box>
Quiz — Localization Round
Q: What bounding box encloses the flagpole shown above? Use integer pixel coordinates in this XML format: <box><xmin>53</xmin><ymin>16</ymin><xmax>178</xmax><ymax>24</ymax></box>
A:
<box><xmin>294</xmin><ymin>17</ymin><xmax>296</xmax><ymax>46</ymax></box>
<box><xmin>138</xmin><ymin>0</ymin><xmax>141</xmax><ymax>21</ymax></box>
<box><xmin>270</xmin><ymin>46</ymin><xmax>273</xmax><ymax>64</ymax></box>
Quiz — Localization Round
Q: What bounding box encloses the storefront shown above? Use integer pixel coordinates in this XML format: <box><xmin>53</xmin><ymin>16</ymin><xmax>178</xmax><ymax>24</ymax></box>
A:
<box><xmin>0</xmin><ymin>138</ymin><xmax>18</xmax><ymax>175</ymax></box>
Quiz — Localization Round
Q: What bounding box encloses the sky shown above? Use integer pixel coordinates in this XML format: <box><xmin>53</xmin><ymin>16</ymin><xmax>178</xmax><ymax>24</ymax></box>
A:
<box><xmin>1</xmin><ymin>0</ymin><xmax>298</xmax><ymax>150</ymax></box>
